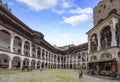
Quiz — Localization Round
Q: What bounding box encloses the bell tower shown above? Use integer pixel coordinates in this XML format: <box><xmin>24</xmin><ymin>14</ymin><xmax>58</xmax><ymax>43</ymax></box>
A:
<box><xmin>93</xmin><ymin>0</ymin><xmax>120</xmax><ymax>26</ymax></box>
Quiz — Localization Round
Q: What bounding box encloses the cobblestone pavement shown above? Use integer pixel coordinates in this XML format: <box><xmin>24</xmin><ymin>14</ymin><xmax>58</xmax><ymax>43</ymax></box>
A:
<box><xmin>84</xmin><ymin>75</ymin><xmax>119</xmax><ymax>82</ymax></box>
<box><xmin>0</xmin><ymin>69</ymin><xmax>119</xmax><ymax>82</ymax></box>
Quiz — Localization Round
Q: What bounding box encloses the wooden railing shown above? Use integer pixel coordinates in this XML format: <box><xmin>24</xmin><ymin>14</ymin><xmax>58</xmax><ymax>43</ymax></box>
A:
<box><xmin>0</xmin><ymin>46</ymin><xmax>10</xmax><ymax>51</ymax></box>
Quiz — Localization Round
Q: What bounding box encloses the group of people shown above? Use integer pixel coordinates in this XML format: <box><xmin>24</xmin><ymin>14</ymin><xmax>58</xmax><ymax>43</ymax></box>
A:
<box><xmin>87</xmin><ymin>69</ymin><xmax>95</xmax><ymax>76</ymax></box>
<box><xmin>22</xmin><ymin>66</ymin><xmax>43</xmax><ymax>72</ymax></box>
<box><xmin>22</xmin><ymin>66</ymin><xmax>33</xmax><ymax>72</ymax></box>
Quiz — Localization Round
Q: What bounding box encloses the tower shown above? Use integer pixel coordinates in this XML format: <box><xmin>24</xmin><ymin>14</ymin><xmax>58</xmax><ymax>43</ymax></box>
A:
<box><xmin>93</xmin><ymin>0</ymin><xmax>120</xmax><ymax>26</ymax></box>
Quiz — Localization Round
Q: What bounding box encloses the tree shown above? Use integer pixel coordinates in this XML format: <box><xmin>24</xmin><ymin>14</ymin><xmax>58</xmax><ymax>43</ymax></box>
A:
<box><xmin>0</xmin><ymin>0</ymin><xmax>2</xmax><ymax>5</ymax></box>
<box><xmin>0</xmin><ymin>0</ymin><xmax>2</xmax><ymax>3</ymax></box>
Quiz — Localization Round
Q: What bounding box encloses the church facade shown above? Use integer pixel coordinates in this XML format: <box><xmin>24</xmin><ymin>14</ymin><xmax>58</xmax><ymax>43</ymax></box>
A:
<box><xmin>87</xmin><ymin>0</ymin><xmax>120</xmax><ymax>76</ymax></box>
<box><xmin>0</xmin><ymin>4</ymin><xmax>88</xmax><ymax>70</ymax></box>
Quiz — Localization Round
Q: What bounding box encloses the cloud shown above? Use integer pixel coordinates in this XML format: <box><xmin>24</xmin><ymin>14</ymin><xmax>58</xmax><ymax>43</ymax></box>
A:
<box><xmin>62</xmin><ymin>2</ymin><xmax>71</xmax><ymax>9</ymax></box>
<box><xmin>7</xmin><ymin>2</ymin><xmax>14</xmax><ymax>6</ymax></box>
<box><xmin>52</xmin><ymin>9</ymin><xmax>66</xmax><ymax>14</ymax></box>
<box><xmin>47</xmin><ymin>33</ymin><xmax>74</xmax><ymax>46</ymax></box>
<box><xmin>60</xmin><ymin>14</ymin><xmax>92</xmax><ymax>27</ymax></box>
<box><xmin>61</xmin><ymin>1</ymin><xmax>75</xmax><ymax>9</ymax></box>
<box><xmin>62</xmin><ymin>34</ymin><xmax>73</xmax><ymax>38</ymax></box>
<box><xmin>17</xmin><ymin>0</ymin><xmax>58</xmax><ymax>11</ymax></box>
<box><xmin>69</xmin><ymin>7</ymin><xmax>93</xmax><ymax>14</ymax></box>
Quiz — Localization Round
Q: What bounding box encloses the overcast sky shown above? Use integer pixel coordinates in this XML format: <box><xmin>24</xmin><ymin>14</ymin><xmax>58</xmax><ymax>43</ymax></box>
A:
<box><xmin>3</xmin><ymin>0</ymin><xmax>100</xmax><ymax>46</ymax></box>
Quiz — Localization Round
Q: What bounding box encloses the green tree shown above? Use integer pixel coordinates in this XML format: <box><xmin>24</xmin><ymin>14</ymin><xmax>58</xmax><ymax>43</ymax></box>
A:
<box><xmin>0</xmin><ymin>0</ymin><xmax>2</xmax><ymax>4</ymax></box>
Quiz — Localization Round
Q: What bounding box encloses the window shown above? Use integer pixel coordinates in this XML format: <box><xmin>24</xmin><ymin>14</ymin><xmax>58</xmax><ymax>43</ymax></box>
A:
<box><xmin>4</xmin><ymin>59</ymin><xmax>8</xmax><ymax>63</ymax></box>
<box><xmin>101</xmin><ymin>53</ymin><xmax>112</xmax><ymax>60</ymax></box>
<box><xmin>90</xmin><ymin>34</ymin><xmax>98</xmax><ymax>52</ymax></box>
<box><xmin>18</xmin><ymin>42</ymin><xmax>21</xmax><ymax>46</ymax></box>
<box><xmin>91</xmin><ymin>56</ymin><xmax>97</xmax><ymax>61</ymax></box>
<box><xmin>104</xmin><ymin>5</ymin><xmax>106</xmax><ymax>9</ymax></box>
<box><xmin>101</xmin><ymin>26</ymin><xmax>111</xmax><ymax>49</ymax></box>
<box><xmin>99</xmin><ymin>10</ymin><xmax>101</xmax><ymax>13</ymax></box>
<box><xmin>110</xmin><ymin>0</ymin><xmax>113</xmax><ymax>2</ymax></box>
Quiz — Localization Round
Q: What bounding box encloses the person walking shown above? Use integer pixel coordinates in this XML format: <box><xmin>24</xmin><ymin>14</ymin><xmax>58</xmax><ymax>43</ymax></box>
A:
<box><xmin>79</xmin><ymin>69</ymin><xmax>83</xmax><ymax>79</ymax></box>
<box><xmin>40</xmin><ymin>66</ymin><xmax>43</xmax><ymax>72</ymax></box>
<box><xmin>22</xmin><ymin>66</ymin><xmax>25</xmax><ymax>72</ymax></box>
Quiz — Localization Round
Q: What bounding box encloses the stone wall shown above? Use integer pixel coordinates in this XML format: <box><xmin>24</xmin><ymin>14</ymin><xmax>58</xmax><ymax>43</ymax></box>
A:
<box><xmin>93</xmin><ymin>0</ymin><xmax>120</xmax><ymax>26</ymax></box>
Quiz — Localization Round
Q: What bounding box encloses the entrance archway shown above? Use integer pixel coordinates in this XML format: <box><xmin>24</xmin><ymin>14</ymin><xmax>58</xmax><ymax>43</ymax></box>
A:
<box><xmin>70</xmin><ymin>64</ymin><xmax>72</xmax><ymax>69</ymax></box>
<box><xmin>31</xmin><ymin>60</ymin><xmax>36</xmax><ymax>69</ymax></box>
<box><xmin>0</xmin><ymin>54</ymin><xmax>10</xmax><ymax>68</ymax></box>
<box><xmin>37</xmin><ymin>61</ymin><xmax>40</xmax><ymax>68</ymax></box>
<box><xmin>82</xmin><ymin>63</ymin><xmax>86</xmax><ymax>70</ymax></box>
<box><xmin>23</xmin><ymin>58</ymin><xmax>29</xmax><ymax>68</ymax></box>
<box><xmin>12</xmin><ymin>56</ymin><xmax>21</xmax><ymax>69</ymax></box>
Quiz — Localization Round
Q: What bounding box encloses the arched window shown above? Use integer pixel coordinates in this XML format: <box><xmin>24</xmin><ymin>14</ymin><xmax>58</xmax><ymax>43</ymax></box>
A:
<box><xmin>101</xmin><ymin>26</ymin><xmax>111</xmax><ymax>49</ymax></box>
<box><xmin>91</xmin><ymin>56</ymin><xmax>97</xmax><ymax>61</ymax></box>
<box><xmin>90</xmin><ymin>34</ymin><xmax>98</xmax><ymax>52</ymax></box>
<box><xmin>101</xmin><ymin>53</ymin><xmax>112</xmax><ymax>60</ymax></box>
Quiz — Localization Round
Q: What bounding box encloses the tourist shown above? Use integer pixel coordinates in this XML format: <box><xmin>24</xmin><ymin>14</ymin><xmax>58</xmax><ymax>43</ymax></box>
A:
<box><xmin>31</xmin><ymin>66</ymin><xmax>32</xmax><ymax>71</ymax></box>
<box><xmin>87</xmin><ymin>70</ymin><xmax>90</xmax><ymax>75</ymax></box>
<box><xmin>116</xmin><ymin>73</ymin><xmax>120</xmax><ymax>80</ymax></box>
<box><xmin>40</xmin><ymin>66</ymin><xmax>43</xmax><ymax>72</ymax></box>
<box><xmin>89</xmin><ymin>69</ymin><xmax>92</xmax><ymax>76</ymax></box>
<box><xmin>79</xmin><ymin>69</ymin><xmax>83</xmax><ymax>79</ymax></box>
<box><xmin>22</xmin><ymin>66</ymin><xmax>25</xmax><ymax>72</ymax></box>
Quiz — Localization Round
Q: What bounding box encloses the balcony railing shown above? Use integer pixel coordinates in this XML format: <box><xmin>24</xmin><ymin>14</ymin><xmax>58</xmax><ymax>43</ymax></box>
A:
<box><xmin>0</xmin><ymin>46</ymin><xmax>10</xmax><ymax>51</ymax></box>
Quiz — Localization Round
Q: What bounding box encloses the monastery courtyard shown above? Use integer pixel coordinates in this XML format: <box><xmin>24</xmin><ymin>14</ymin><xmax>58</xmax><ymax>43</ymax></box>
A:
<box><xmin>0</xmin><ymin>69</ymin><xmax>119</xmax><ymax>82</ymax></box>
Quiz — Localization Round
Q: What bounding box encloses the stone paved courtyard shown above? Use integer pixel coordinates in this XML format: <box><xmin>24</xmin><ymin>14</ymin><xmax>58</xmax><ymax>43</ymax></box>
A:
<box><xmin>0</xmin><ymin>69</ymin><xmax>119</xmax><ymax>82</ymax></box>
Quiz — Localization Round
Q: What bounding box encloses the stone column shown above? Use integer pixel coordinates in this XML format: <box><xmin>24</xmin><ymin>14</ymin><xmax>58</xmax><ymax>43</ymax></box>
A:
<box><xmin>44</xmin><ymin>49</ymin><xmax>46</xmax><ymax>61</ymax></box>
<box><xmin>69</xmin><ymin>55</ymin><xmax>70</xmax><ymax>64</ymax></box>
<box><xmin>97</xmin><ymin>33</ymin><xmax>101</xmax><ymax>51</ymax></box>
<box><xmin>56</xmin><ymin>63</ymin><xmax>57</xmax><ymax>69</ymax></box>
<box><xmin>47</xmin><ymin>51</ymin><xmax>50</xmax><ymax>62</ymax></box>
<box><xmin>76</xmin><ymin>55</ymin><xmax>78</xmax><ymax>69</ymax></box>
<box><xmin>60</xmin><ymin>55</ymin><xmax>61</xmax><ymax>64</ymax></box>
<box><xmin>81</xmin><ymin>63</ymin><xmax>82</xmax><ymax>69</ymax></box>
<box><xmin>86</xmin><ymin>63</ymin><xmax>88</xmax><ymax>70</ymax></box>
<box><xmin>96</xmin><ymin>63</ymin><xmax>99</xmax><ymax>71</ymax></box>
<box><xmin>8</xmin><ymin>58</ymin><xmax>12</xmax><ymax>69</ymax></box>
<box><xmin>10</xmin><ymin>35</ymin><xmax>14</xmax><ymax>52</ymax></box>
<box><xmin>111</xmin><ymin>27</ymin><xmax>117</xmax><ymax>47</ymax></box>
<box><xmin>30</xmin><ymin>43</ymin><xmax>32</xmax><ymax>57</ymax></box>
<box><xmin>88</xmin><ymin>35</ymin><xmax>91</xmax><ymax>54</ymax></box>
<box><xmin>29</xmin><ymin>60</ymin><xmax>31</xmax><ymax>67</ymax></box>
<box><xmin>40</xmin><ymin>48</ymin><xmax>43</xmax><ymax>60</ymax></box>
<box><xmin>35</xmin><ymin>61</ymin><xmax>37</xmax><ymax>69</ymax></box>
<box><xmin>56</xmin><ymin>54</ymin><xmax>57</xmax><ymax>62</ymax></box>
<box><xmin>81</xmin><ymin>53</ymin><xmax>82</xmax><ymax>62</ymax></box>
<box><xmin>50</xmin><ymin>53</ymin><xmax>52</xmax><ymax>62</ymax></box>
<box><xmin>62</xmin><ymin>56</ymin><xmax>63</xmax><ymax>64</ymax></box>
<box><xmin>118</xmin><ymin>62</ymin><xmax>120</xmax><ymax>73</ymax></box>
<box><xmin>53</xmin><ymin>54</ymin><xmax>54</xmax><ymax>62</ymax></box>
<box><xmin>36</xmin><ymin>48</ymin><xmax>38</xmax><ymax>59</ymax></box>
<box><xmin>21</xmin><ymin>39</ymin><xmax>25</xmax><ymax>55</ymax></box>
<box><xmin>20</xmin><ymin>61</ymin><xmax>23</xmax><ymax>69</ymax></box>
<box><xmin>65</xmin><ymin>55</ymin><xmax>68</xmax><ymax>64</ymax></box>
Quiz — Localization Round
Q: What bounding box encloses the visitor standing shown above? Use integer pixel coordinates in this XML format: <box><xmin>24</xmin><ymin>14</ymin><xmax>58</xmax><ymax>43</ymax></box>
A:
<box><xmin>22</xmin><ymin>66</ymin><xmax>25</xmax><ymax>72</ymax></box>
<box><xmin>40</xmin><ymin>66</ymin><xmax>43</xmax><ymax>72</ymax></box>
<box><xmin>79</xmin><ymin>69</ymin><xmax>83</xmax><ymax>79</ymax></box>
